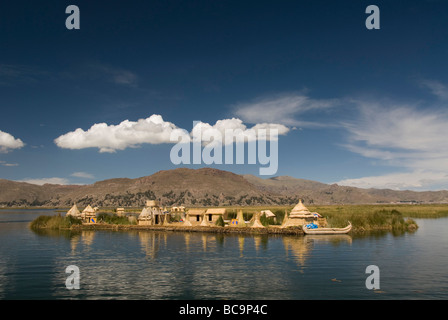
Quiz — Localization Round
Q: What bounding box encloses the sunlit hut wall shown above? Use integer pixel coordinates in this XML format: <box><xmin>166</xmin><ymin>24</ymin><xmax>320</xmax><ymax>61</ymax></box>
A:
<box><xmin>186</xmin><ymin>209</ymin><xmax>206</xmax><ymax>225</ymax></box>
<box><xmin>205</xmin><ymin>208</ymin><xmax>227</xmax><ymax>224</ymax></box>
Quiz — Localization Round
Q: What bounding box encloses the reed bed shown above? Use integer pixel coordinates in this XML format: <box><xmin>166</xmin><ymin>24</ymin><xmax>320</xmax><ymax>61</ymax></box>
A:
<box><xmin>29</xmin><ymin>214</ymin><xmax>81</xmax><ymax>230</ymax></box>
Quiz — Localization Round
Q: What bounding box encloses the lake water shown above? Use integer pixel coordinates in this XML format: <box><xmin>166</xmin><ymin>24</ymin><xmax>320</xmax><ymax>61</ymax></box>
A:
<box><xmin>0</xmin><ymin>209</ymin><xmax>447</xmax><ymax>300</ymax></box>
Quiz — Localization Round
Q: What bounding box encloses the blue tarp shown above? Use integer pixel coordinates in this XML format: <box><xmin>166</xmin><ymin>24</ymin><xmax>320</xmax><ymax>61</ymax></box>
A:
<box><xmin>306</xmin><ymin>223</ymin><xmax>318</xmax><ymax>229</ymax></box>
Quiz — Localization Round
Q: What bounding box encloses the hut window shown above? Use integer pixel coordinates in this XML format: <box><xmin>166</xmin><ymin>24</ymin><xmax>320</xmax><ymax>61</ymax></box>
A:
<box><xmin>208</xmin><ymin>214</ymin><xmax>212</xmax><ymax>221</ymax></box>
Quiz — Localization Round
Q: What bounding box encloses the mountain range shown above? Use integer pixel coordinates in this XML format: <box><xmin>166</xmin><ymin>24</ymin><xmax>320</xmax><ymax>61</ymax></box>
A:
<box><xmin>1</xmin><ymin>167</ymin><xmax>448</xmax><ymax>208</ymax></box>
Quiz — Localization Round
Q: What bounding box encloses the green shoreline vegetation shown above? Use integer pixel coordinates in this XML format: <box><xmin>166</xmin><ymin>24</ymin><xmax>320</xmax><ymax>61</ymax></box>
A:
<box><xmin>26</xmin><ymin>203</ymin><xmax>448</xmax><ymax>233</ymax></box>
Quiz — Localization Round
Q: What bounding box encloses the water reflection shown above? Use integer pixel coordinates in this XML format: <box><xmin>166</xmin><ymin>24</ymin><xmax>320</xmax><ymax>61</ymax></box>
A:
<box><xmin>282</xmin><ymin>234</ymin><xmax>353</xmax><ymax>269</ymax></box>
<box><xmin>303</xmin><ymin>234</ymin><xmax>353</xmax><ymax>246</ymax></box>
<box><xmin>18</xmin><ymin>216</ymin><xmax>448</xmax><ymax>299</ymax></box>
<box><xmin>283</xmin><ymin>236</ymin><xmax>313</xmax><ymax>268</ymax></box>
<box><xmin>253</xmin><ymin>235</ymin><xmax>269</xmax><ymax>252</ymax></box>
<box><xmin>67</xmin><ymin>230</ymin><xmax>96</xmax><ymax>254</ymax></box>
<box><xmin>138</xmin><ymin>231</ymin><xmax>161</xmax><ymax>259</ymax></box>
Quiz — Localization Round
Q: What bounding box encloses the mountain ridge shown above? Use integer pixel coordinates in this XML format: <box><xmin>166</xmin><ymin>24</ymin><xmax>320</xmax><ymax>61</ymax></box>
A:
<box><xmin>1</xmin><ymin>168</ymin><xmax>448</xmax><ymax>207</ymax></box>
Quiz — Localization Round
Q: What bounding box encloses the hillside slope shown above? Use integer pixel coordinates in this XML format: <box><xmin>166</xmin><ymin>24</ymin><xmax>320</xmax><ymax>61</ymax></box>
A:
<box><xmin>1</xmin><ymin>168</ymin><xmax>448</xmax><ymax>207</ymax></box>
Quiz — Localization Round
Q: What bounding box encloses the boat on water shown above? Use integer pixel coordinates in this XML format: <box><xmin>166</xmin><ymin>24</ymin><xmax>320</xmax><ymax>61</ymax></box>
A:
<box><xmin>302</xmin><ymin>222</ymin><xmax>352</xmax><ymax>235</ymax></box>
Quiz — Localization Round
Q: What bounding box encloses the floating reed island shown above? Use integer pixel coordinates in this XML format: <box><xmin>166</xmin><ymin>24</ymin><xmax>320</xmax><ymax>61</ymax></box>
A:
<box><xmin>30</xmin><ymin>199</ymin><xmax>419</xmax><ymax>235</ymax></box>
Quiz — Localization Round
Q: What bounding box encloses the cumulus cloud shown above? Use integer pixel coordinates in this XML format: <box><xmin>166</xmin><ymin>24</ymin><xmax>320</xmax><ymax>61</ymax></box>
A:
<box><xmin>191</xmin><ymin>118</ymin><xmax>289</xmax><ymax>147</ymax></box>
<box><xmin>233</xmin><ymin>92</ymin><xmax>339</xmax><ymax>127</ymax></box>
<box><xmin>55</xmin><ymin>115</ymin><xmax>289</xmax><ymax>153</ymax></box>
<box><xmin>0</xmin><ymin>130</ymin><xmax>24</xmax><ymax>152</ymax></box>
<box><xmin>54</xmin><ymin>114</ymin><xmax>189</xmax><ymax>153</ymax></box>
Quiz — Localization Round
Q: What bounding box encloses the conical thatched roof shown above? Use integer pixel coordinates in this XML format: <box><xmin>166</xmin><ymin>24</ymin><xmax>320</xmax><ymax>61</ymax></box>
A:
<box><xmin>66</xmin><ymin>204</ymin><xmax>81</xmax><ymax>217</ymax></box>
<box><xmin>200</xmin><ymin>216</ymin><xmax>210</xmax><ymax>227</ymax></box>
<box><xmin>82</xmin><ymin>205</ymin><xmax>96</xmax><ymax>214</ymax></box>
<box><xmin>280</xmin><ymin>209</ymin><xmax>289</xmax><ymax>228</ymax></box>
<box><xmin>162</xmin><ymin>213</ymin><xmax>171</xmax><ymax>226</ymax></box>
<box><xmin>291</xmin><ymin>199</ymin><xmax>309</xmax><ymax>212</ymax></box>
<box><xmin>251</xmin><ymin>212</ymin><xmax>265</xmax><ymax>228</ymax></box>
<box><xmin>236</xmin><ymin>209</ymin><xmax>246</xmax><ymax>227</ymax></box>
<box><xmin>138</xmin><ymin>207</ymin><xmax>152</xmax><ymax>220</ymax></box>
<box><xmin>290</xmin><ymin>199</ymin><xmax>314</xmax><ymax>217</ymax></box>
<box><xmin>183</xmin><ymin>213</ymin><xmax>193</xmax><ymax>226</ymax></box>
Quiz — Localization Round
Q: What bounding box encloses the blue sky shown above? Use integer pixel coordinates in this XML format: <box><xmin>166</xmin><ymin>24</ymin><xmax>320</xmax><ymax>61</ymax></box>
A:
<box><xmin>1</xmin><ymin>0</ymin><xmax>448</xmax><ymax>191</ymax></box>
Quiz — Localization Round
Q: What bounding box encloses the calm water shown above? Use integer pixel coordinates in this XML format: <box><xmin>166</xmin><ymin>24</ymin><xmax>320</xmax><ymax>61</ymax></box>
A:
<box><xmin>0</xmin><ymin>209</ymin><xmax>447</xmax><ymax>300</ymax></box>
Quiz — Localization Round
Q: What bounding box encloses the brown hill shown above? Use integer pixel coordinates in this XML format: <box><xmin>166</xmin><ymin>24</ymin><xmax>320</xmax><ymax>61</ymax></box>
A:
<box><xmin>1</xmin><ymin>168</ymin><xmax>448</xmax><ymax>208</ymax></box>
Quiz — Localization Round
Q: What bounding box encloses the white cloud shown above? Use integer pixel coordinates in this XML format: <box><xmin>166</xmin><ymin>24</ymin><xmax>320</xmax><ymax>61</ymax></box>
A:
<box><xmin>420</xmin><ymin>80</ymin><xmax>448</xmax><ymax>101</ymax></box>
<box><xmin>191</xmin><ymin>118</ymin><xmax>289</xmax><ymax>147</ymax></box>
<box><xmin>18</xmin><ymin>177</ymin><xmax>69</xmax><ymax>185</ymax></box>
<box><xmin>55</xmin><ymin>115</ymin><xmax>289</xmax><ymax>152</ymax></box>
<box><xmin>233</xmin><ymin>92</ymin><xmax>338</xmax><ymax>127</ymax></box>
<box><xmin>336</xmin><ymin>170</ymin><xmax>448</xmax><ymax>191</ymax></box>
<box><xmin>88</xmin><ymin>64</ymin><xmax>138</xmax><ymax>87</ymax></box>
<box><xmin>71</xmin><ymin>172</ymin><xmax>94</xmax><ymax>179</ymax></box>
<box><xmin>54</xmin><ymin>114</ymin><xmax>189</xmax><ymax>153</ymax></box>
<box><xmin>342</xmin><ymin>101</ymin><xmax>448</xmax><ymax>153</ymax></box>
<box><xmin>337</xmin><ymin>99</ymin><xmax>448</xmax><ymax>190</ymax></box>
<box><xmin>0</xmin><ymin>161</ymin><xmax>18</xmax><ymax>167</ymax></box>
<box><xmin>0</xmin><ymin>130</ymin><xmax>24</xmax><ymax>152</ymax></box>
<box><xmin>0</xmin><ymin>64</ymin><xmax>48</xmax><ymax>86</ymax></box>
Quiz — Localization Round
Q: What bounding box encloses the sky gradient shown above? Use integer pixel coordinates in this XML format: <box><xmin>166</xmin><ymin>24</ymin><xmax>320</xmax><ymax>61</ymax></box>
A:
<box><xmin>1</xmin><ymin>0</ymin><xmax>448</xmax><ymax>191</ymax></box>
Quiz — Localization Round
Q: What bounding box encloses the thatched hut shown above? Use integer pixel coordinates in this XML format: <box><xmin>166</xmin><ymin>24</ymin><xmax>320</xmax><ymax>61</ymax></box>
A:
<box><xmin>281</xmin><ymin>199</ymin><xmax>317</xmax><ymax>228</ymax></box>
<box><xmin>82</xmin><ymin>205</ymin><xmax>96</xmax><ymax>223</ymax></box>
<box><xmin>138</xmin><ymin>200</ymin><xmax>165</xmax><ymax>226</ymax></box>
<box><xmin>138</xmin><ymin>207</ymin><xmax>152</xmax><ymax>225</ymax></box>
<box><xmin>66</xmin><ymin>204</ymin><xmax>81</xmax><ymax>219</ymax></box>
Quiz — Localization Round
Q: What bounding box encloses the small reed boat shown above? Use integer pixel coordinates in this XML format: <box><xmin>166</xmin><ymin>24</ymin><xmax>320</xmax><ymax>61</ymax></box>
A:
<box><xmin>302</xmin><ymin>221</ymin><xmax>352</xmax><ymax>235</ymax></box>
